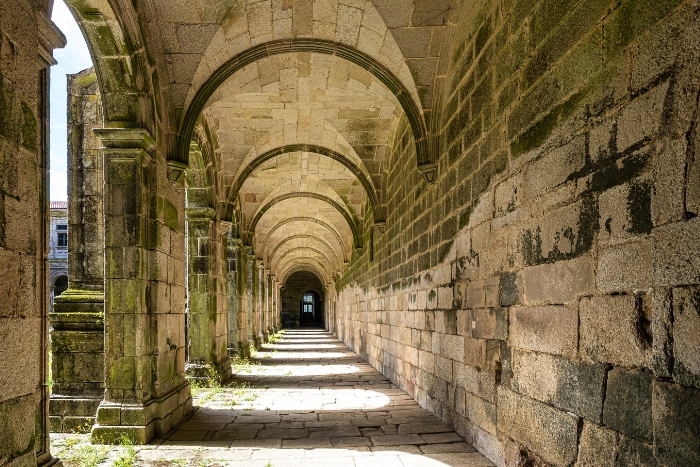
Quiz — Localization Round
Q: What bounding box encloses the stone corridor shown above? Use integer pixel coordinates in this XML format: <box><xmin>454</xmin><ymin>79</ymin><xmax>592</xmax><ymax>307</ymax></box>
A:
<box><xmin>53</xmin><ymin>330</ymin><xmax>493</xmax><ymax>467</ymax></box>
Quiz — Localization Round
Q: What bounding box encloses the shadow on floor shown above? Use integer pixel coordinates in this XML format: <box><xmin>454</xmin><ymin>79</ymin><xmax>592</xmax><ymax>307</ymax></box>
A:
<box><xmin>147</xmin><ymin>329</ymin><xmax>494</xmax><ymax>467</ymax></box>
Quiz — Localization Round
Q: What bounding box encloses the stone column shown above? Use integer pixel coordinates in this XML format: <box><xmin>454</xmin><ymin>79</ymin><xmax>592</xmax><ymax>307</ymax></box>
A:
<box><xmin>91</xmin><ymin>128</ymin><xmax>191</xmax><ymax>444</ymax></box>
<box><xmin>226</xmin><ymin>237</ymin><xmax>241</xmax><ymax>357</ymax></box>
<box><xmin>238</xmin><ymin>246</ymin><xmax>253</xmax><ymax>357</ymax></box>
<box><xmin>265</xmin><ymin>269</ymin><xmax>275</xmax><ymax>338</ymax></box>
<box><xmin>259</xmin><ymin>264</ymin><xmax>268</xmax><ymax>342</ymax></box>
<box><xmin>270</xmin><ymin>274</ymin><xmax>280</xmax><ymax>334</ymax></box>
<box><xmin>184</xmin><ymin>207</ymin><xmax>231</xmax><ymax>382</ymax></box>
<box><xmin>246</xmin><ymin>249</ymin><xmax>259</xmax><ymax>349</ymax></box>
<box><xmin>50</xmin><ymin>68</ymin><xmax>105</xmax><ymax>433</ymax></box>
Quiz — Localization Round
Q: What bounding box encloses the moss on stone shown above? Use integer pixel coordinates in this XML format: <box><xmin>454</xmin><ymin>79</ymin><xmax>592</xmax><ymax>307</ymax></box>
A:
<box><xmin>510</xmin><ymin>89</ymin><xmax>586</xmax><ymax>158</ymax></box>
<box><xmin>162</xmin><ymin>197</ymin><xmax>180</xmax><ymax>231</ymax></box>
<box><xmin>603</xmin><ymin>0</ymin><xmax>683</xmax><ymax>61</ymax></box>
<box><xmin>439</xmin><ymin>239</ymin><xmax>454</xmax><ymax>263</ymax></box>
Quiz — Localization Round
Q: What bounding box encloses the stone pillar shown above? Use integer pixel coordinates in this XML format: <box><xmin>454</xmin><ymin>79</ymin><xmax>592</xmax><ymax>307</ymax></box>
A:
<box><xmin>265</xmin><ymin>269</ymin><xmax>275</xmax><ymax>336</ymax></box>
<box><xmin>248</xmin><ymin>254</ymin><xmax>261</xmax><ymax>349</ymax></box>
<box><xmin>269</xmin><ymin>276</ymin><xmax>276</xmax><ymax>333</ymax></box>
<box><xmin>259</xmin><ymin>264</ymin><xmax>268</xmax><ymax>342</ymax></box>
<box><xmin>237</xmin><ymin>245</ymin><xmax>252</xmax><ymax>357</ymax></box>
<box><xmin>91</xmin><ymin>128</ymin><xmax>191</xmax><ymax>444</ymax></box>
<box><xmin>226</xmin><ymin>237</ymin><xmax>240</xmax><ymax>357</ymax></box>
<box><xmin>50</xmin><ymin>68</ymin><xmax>105</xmax><ymax>433</ymax></box>
<box><xmin>184</xmin><ymin>207</ymin><xmax>231</xmax><ymax>382</ymax></box>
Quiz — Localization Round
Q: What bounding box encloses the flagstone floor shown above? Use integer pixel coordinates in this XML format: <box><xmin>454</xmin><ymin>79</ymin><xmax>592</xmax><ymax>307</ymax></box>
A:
<box><xmin>51</xmin><ymin>329</ymin><xmax>494</xmax><ymax>467</ymax></box>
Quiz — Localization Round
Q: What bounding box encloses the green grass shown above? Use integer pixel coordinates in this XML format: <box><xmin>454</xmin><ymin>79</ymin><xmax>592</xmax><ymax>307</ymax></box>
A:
<box><xmin>112</xmin><ymin>434</ymin><xmax>137</xmax><ymax>467</ymax></box>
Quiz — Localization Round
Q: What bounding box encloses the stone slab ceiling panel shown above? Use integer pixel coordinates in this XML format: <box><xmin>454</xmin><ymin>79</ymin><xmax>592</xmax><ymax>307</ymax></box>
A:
<box><xmin>239</xmin><ymin>151</ymin><xmax>367</xmax><ymax>222</ymax></box>
<box><xmin>169</xmin><ymin>0</ymin><xmax>421</xmax><ymax>111</ymax></box>
<box><xmin>253</xmin><ymin>197</ymin><xmax>355</xmax><ymax>260</ymax></box>
<box><xmin>262</xmin><ymin>218</ymin><xmax>350</xmax><ymax>262</ymax></box>
<box><xmin>207</xmin><ymin>53</ymin><xmax>399</xmax><ymax>188</ymax></box>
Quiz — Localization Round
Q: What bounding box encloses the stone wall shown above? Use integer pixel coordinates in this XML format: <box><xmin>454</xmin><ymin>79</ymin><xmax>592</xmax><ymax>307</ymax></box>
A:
<box><xmin>0</xmin><ymin>0</ymin><xmax>65</xmax><ymax>464</ymax></box>
<box><xmin>334</xmin><ymin>0</ymin><xmax>700</xmax><ymax>465</ymax></box>
<box><xmin>281</xmin><ymin>271</ymin><xmax>324</xmax><ymax>329</ymax></box>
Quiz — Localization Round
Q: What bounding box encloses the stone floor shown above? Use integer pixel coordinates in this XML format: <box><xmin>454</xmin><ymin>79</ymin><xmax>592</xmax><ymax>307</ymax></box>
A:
<box><xmin>52</xmin><ymin>329</ymin><xmax>494</xmax><ymax>467</ymax></box>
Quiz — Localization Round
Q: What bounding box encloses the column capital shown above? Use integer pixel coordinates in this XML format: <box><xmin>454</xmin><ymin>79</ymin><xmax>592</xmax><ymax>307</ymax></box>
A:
<box><xmin>94</xmin><ymin>128</ymin><xmax>156</xmax><ymax>153</ymax></box>
<box><xmin>228</xmin><ymin>237</ymin><xmax>242</xmax><ymax>250</ymax></box>
<box><xmin>185</xmin><ymin>206</ymin><xmax>216</xmax><ymax>220</ymax></box>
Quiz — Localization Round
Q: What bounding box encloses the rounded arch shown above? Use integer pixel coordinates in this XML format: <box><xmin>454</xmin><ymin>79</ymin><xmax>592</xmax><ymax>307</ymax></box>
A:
<box><xmin>53</xmin><ymin>275</ymin><xmax>69</xmax><ymax>297</ymax></box>
<box><xmin>227</xmin><ymin>144</ymin><xmax>384</xmax><ymax>222</ymax></box>
<box><xmin>281</xmin><ymin>261</ymin><xmax>331</xmax><ymax>286</ymax></box>
<box><xmin>272</xmin><ymin>246</ymin><xmax>335</xmax><ymax>276</ymax></box>
<box><xmin>188</xmin><ymin>116</ymin><xmax>222</xmax><ymax>209</ymax></box>
<box><xmin>262</xmin><ymin>217</ymin><xmax>349</xmax><ymax>262</ymax></box>
<box><xmin>174</xmin><ymin>39</ymin><xmax>429</xmax><ymax>168</ymax></box>
<box><xmin>250</xmin><ymin>192</ymin><xmax>361</xmax><ymax>249</ymax></box>
<box><xmin>63</xmin><ymin>0</ymin><xmax>149</xmax><ymax>126</ymax></box>
<box><xmin>267</xmin><ymin>234</ymin><xmax>341</xmax><ymax>268</ymax></box>
<box><xmin>186</xmin><ymin>140</ymin><xmax>210</xmax><ymax>207</ymax></box>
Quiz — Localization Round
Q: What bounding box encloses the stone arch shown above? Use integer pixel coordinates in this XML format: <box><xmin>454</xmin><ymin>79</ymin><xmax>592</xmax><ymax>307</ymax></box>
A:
<box><xmin>267</xmin><ymin>234</ymin><xmax>341</xmax><ymax>269</ymax></box>
<box><xmin>188</xmin><ymin>116</ymin><xmax>223</xmax><ymax>209</ymax></box>
<box><xmin>261</xmin><ymin>217</ymin><xmax>349</xmax><ymax>262</ymax></box>
<box><xmin>186</xmin><ymin>140</ymin><xmax>211</xmax><ymax>207</ymax></box>
<box><xmin>63</xmin><ymin>0</ymin><xmax>146</xmax><ymax>126</ymax></box>
<box><xmin>249</xmin><ymin>192</ymin><xmax>361</xmax><ymax>249</ymax></box>
<box><xmin>174</xmin><ymin>39</ymin><xmax>429</xmax><ymax>168</ymax></box>
<box><xmin>272</xmin><ymin>246</ymin><xmax>334</xmax><ymax>276</ymax></box>
<box><xmin>281</xmin><ymin>260</ymin><xmax>331</xmax><ymax>285</ymax></box>
<box><xmin>227</xmin><ymin>144</ymin><xmax>385</xmax><ymax>222</ymax></box>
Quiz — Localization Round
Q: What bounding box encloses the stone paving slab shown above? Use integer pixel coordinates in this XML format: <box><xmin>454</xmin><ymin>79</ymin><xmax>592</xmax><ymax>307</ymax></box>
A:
<box><xmin>51</xmin><ymin>329</ymin><xmax>494</xmax><ymax>466</ymax></box>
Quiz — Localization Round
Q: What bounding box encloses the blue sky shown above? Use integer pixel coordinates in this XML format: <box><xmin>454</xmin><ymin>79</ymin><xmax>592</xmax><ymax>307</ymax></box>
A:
<box><xmin>50</xmin><ymin>0</ymin><xmax>93</xmax><ymax>201</ymax></box>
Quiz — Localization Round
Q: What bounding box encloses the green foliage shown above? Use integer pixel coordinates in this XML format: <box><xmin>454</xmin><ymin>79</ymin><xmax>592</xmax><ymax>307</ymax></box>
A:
<box><xmin>112</xmin><ymin>434</ymin><xmax>137</xmax><ymax>467</ymax></box>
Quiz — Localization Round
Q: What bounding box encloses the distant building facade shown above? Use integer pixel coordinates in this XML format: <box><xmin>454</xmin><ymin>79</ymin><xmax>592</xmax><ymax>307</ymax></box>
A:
<box><xmin>49</xmin><ymin>200</ymin><xmax>68</xmax><ymax>311</ymax></box>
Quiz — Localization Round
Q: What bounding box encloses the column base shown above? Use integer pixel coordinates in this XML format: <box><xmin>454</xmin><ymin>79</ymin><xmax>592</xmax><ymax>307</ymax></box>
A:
<box><xmin>37</xmin><ymin>452</ymin><xmax>63</xmax><ymax>467</ymax></box>
<box><xmin>49</xmin><ymin>393</ymin><xmax>102</xmax><ymax>433</ymax></box>
<box><xmin>237</xmin><ymin>341</ymin><xmax>252</xmax><ymax>359</ymax></box>
<box><xmin>184</xmin><ymin>358</ymin><xmax>232</xmax><ymax>385</ymax></box>
<box><xmin>91</xmin><ymin>382</ymin><xmax>192</xmax><ymax>444</ymax></box>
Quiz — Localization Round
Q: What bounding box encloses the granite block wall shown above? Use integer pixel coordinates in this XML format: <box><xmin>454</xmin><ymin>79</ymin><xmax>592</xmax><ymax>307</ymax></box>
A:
<box><xmin>334</xmin><ymin>0</ymin><xmax>700</xmax><ymax>465</ymax></box>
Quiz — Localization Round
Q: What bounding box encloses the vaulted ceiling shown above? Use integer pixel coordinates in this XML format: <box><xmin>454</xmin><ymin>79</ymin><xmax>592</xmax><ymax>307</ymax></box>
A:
<box><xmin>67</xmin><ymin>0</ymin><xmax>461</xmax><ymax>287</ymax></box>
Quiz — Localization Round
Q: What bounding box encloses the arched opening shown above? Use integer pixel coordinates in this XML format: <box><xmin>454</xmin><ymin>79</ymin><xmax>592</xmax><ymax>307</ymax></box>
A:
<box><xmin>53</xmin><ymin>276</ymin><xmax>68</xmax><ymax>297</ymax></box>
<box><xmin>281</xmin><ymin>271</ymin><xmax>325</xmax><ymax>329</ymax></box>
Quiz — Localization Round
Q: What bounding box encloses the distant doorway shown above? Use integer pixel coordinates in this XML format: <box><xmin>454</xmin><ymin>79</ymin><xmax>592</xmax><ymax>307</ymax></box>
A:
<box><xmin>300</xmin><ymin>290</ymin><xmax>323</xmax><ymax>327</ymax></box>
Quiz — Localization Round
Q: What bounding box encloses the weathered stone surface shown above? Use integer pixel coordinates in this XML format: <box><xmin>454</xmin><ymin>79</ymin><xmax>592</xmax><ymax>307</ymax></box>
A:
<box><xmin>653</xmin><ymin>218</ymin><xmax>700</xmax><ymax>286</ymax></box>
<box><xmin>617</xmin><ymin>435</ymin><xmax>657</xmax><ymax>467</ymax></box>
<box><xmin>497</xmin><ymin>387</ymin><xmax>579</xmax><ymax>466</ymax></box>
<box><xmin>580</xmin><ymin>295</ymin><xmax>650</xmax><ymax>367</ymax></box>
<box><xmin>671</xmin><ymin>286</ymin><xmax>700</xmax><ymax>388</ymax></box>
<box><xmin>653</xmin><ymin>381</ymin><xmax>700</xmax><ymax>466</ymax></box>
<box><xmin>603</xmin><ymin>368</ymin><xmax>653</xmax><ymax>443</ymax></box>
<box><xmin>523</xmin><ymin>256</ymin><xmax>595</xmax><ymax>305</ymax></box>
<box><xmin>3</xmin><ymin>1</ymin><xmax>699</xmax><ymax>467</ymax></box>
<box><xmin>597</xmin><ymin>239</ymin><xmax>652</xmax><ymax>292</ymax></box>
<box><xmin>575</xmin><ymin>421</ymin><xmax>617</xmax><ymax>467</ymax></box>
<box><xmin>512</xmin><ymin>350</ymin><xmax>605</xmax><ymax>422</ymax></box>
<box><xmin>509</xmin><ymin>305</ymin><xmax>578</xmax><ymax>356</ymax></box>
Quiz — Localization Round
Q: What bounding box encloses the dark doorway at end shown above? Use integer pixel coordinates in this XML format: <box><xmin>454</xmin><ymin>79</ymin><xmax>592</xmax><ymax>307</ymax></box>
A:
<box><xmin>280</xmin><ymin>271</ymin><xmax>325</xmax><ymax>329</ymax></box>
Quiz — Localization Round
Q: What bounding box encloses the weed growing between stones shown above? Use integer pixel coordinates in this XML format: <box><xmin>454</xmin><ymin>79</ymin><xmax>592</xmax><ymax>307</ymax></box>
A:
<box><xmin>50</xmin><ymin>434</ymin><xmax>109</xmax><ymax>467</ymax></box>
<box><xmin>231</xmin><ymin>356</ymin><xmax>260</xmax><ymax>374</ymax></box>
<box><xmin>112</xmin><ymin>434</ymin><xmax>137</xmax><ymax>467</ymax></box>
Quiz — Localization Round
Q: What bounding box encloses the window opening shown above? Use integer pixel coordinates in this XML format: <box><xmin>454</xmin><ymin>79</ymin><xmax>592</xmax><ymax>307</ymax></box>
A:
<box><xmin>303</xmin><ymin>294</ymin><xmax>313</xmax><ymax>313</ymax></box>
